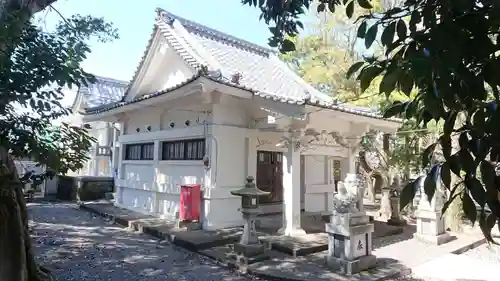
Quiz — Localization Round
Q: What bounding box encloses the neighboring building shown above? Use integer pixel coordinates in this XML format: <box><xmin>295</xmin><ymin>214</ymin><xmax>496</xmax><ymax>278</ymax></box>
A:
<box><xmin>82</xmin><ymin>8</ymin><xmax>400</xmax><ymax>234</ymax></box>
<box><xmin>67</xmin><ymin>75</ymin><xmax>128</xmax><ymax>177</ymax></box>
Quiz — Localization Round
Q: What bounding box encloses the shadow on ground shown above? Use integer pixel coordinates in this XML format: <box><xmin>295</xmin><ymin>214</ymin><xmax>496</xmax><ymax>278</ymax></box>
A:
<box><xmin>28</xmin><ymin>201</ymin><xmax>253</xmax><ymax>281</ymax></box>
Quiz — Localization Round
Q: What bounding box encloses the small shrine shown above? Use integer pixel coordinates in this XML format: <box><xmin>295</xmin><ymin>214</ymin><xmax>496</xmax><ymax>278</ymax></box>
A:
<box><xmin>228</xmin><ymin>176</ymin><xmax>271</xmax><ymax>265</ymax></box>
<box><xmin>325</xmin><ymin>173</ymin><xmax>377</xmax><ymax>275</ymax></box>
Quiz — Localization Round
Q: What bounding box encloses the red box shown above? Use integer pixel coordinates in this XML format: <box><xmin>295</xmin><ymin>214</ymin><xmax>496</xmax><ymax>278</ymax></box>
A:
<box><xmin>179</xmin><ymin>184</ymin><xmax>201</xmax><ymax>222</ymax></box>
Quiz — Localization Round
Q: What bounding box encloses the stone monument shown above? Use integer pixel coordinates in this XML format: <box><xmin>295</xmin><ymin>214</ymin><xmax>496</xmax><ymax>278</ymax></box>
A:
<box><xmin>325</xmin><ymin>174</ymin><xmax>377</xmax><ymax>275</ymax></box>
<box><xmin>387</xmin><ymin>175</ymin><xmax>407</xmax><ymax>226</ymax></box>
<box><xmin>414</xmin><ymin>175</ymin><xmax>452</xmax><ymax>245</ymax></box>
<box><xmin>228</xmin><ymin>176</ymin><xmax>270</xmax><ymax>265</ymax></box>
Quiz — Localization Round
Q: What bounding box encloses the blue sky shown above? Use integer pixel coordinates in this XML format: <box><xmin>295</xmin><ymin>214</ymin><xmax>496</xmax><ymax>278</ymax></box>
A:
<box><xmin>41</xmin><ymin>0</ymin><xmax>277</xmax><ymax>82</ymax></box>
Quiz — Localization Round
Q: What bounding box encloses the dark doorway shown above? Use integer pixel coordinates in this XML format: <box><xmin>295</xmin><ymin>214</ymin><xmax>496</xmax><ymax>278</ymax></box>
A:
<box><xmin>256</xmin><ymin>150</ymin><xmax>283</xmax><ymax>204</ymax></box>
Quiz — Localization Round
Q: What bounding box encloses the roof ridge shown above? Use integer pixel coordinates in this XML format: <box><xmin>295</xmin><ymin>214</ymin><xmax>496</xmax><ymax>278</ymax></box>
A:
<box><xmin>167</xmin><ymin>18</ymin><xmax>223</xmax><ymax>73</ymax></box>
<box><xmin>155</xmin><ymin>7</ymin><xmax>277</xmax><ymax>56</ymax></box>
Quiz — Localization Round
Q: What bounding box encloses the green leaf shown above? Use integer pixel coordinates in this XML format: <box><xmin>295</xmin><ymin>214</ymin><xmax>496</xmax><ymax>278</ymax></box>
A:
<box><xmin>467</xmin><ymin>177</ymin><xmax>486</xmax><ymax>208</ymax></box>
<box><xmin>440</xmin><ymin>162</ymin><xmax>451</xmax><ymax>189</ymax></box>
<box><xmin>383</xmin><ymin>101</ymin><xmax>405</xmax><ymax>118</ymax></box>
<box><xmin>440</xmin><ymin>135</ymin><xmax>452</xmax><ymax>159</ymax></box>
<box><xmin>346</xmin><ymin>1</ymin><xmax>355</xmax><ymax>18</ymax></box>
<box><xmin>346</xmin><ymin>61</ymin><xmax>365</xmax><ymax>79</ymax></box>
<box><xmin>422</xmin><ymin>143</ymin><xmax>437</xmax><ymax>168</ymax></box>
<box><xmin>459</xmin><ymin>150</ymin><xmax>475</xmax><ymax>174</ymax></box>
<box><xmin>462</xmin><ymin>192</ymin><xmax>477</xmax><ymax>225</ymax></box>
<box><xmin>398</xmin><ymin>72</ymin><xmax>414</xmax><ymax>96</ymax></box>
<box><xmin>317</xmin><ymin>3</ymin><xmax>326</xmax><ymax>12</ymax></box>
<box><xmin>357</xmin><ymin>21</ymin><xmax>367</xmax><ymax>38</ymax></box>
<box><xmin>448</xmin><ymin>154</ymin><xmax>462</xmax><ymax>176</ymax></box>
<box><xmin>423</xmin><ymin>88</ymin><xmax>443</xmax><ymax>119</ymax></box>
<box><xmin>357</xmin><ymin>0</ymin><xmax>373</xmax><ymax>9</ymax></box>
<box><xmin>404</xmin><ymin>101</ymin><xmax>417</xmax><ymax>119</ymax></box>
<box><xmin>443</xmin><ymin>111</ymin><xmax>457</xmax><ymax>136</ymax></box>
<box><xmin>328</xmin><ymin>1</ymin><xmax>336</xmax><ymax>13</ymax></box>
<box><xmin>396</xmin><ymin>20</ymin><xmax>407</xmax><ymax>39</ymax></box>
<box><xmin>399</xmin><ymin>177</ymin><xmax>420</xmax><ymax>211</ymax></box>
<box><xmin>364</xmin><ymin>24</ymin><xmax>378</xmax><ymax>49</ymax></box>
<box><xmin>472</xmin><ymin>108</ymin><xmax>485</xmax><ymax>130</ymax></box>
<box><xmin>480</xmin><ymin>160</ymin><xmax>497</xmax><ymax>195</ymax></box>
<box><xmin>358</xmin><ymin>65</ymin><xmax>383</xmax><ymax>92</ymax></box>
<box><xmin>379</xmin><ymin>67</ymin><xmax>400</xmax><ymax>95</ymax></box>
<box><xmin>442</xmin><ymin>181</ymin><xmax>462</xmax><ymax>215</ymax></box>
<box><xmin>479</xmin><ymin>212</ymin><xmax>497</xmax><ymax>242</ymax></box>
<box><xmin>281</xmin><ymin>39</ymin><xmax>296</xmax><ymax>52</ymax></box>
<box><xmin>381</xmin><ymin>22</ymin><xmax>396</xmax><ymax>47</ymax></box>
<box><xmin>424</xmin><ymin>165</ymin><xmax>439</xmax><ymax>203</ymax></box>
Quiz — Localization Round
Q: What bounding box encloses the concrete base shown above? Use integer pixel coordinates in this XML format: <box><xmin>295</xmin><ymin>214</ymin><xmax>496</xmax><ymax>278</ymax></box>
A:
<box><xmin>228</xmin><ymin>243</ymin><xmax>270</xmax><ymax>265</ymax></box>
<box><xmin>176</xmin><ymin>220</ymin><xmax>202</xmax><ymax>230</ymax></box>
<box><xmin>261</xmin><ymin>233</ymin><xmax>328</xmax><ymax>257</ymax></box>
<box><xmin>414</xmin><ymin>231</ymin><xmax>453</xmax><ymax>245</ymax></box>
<box><xmin>325</xmin><ymin>254</ymin><xmax>377</xmax><ymax>275</ymax></box>
<box><xmin>277</xmin><ymin>227</ymin><xmax>307</xmax><ymax>236</ymax></box>
<box><xmin>233</xmin><ymin>243</ymin><xmax>266</xmax><ymax>257</ymax></box>
<box><xmin>387</xmin><ymin>217</ymin><xmax>407</xmax><ymax>226</ymax></box>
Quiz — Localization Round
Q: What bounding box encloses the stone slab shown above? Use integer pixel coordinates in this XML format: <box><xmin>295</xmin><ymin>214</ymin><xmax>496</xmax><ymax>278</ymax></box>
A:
<box><xmin>200</xmin><ymin>246</ymin><xmax>409</xmax><ymax>281</ymax></box>
<box><xmin>261</xmin><ymin>233</ymin><xmax>329</xmax><ymax>257</ymax></box>
<box><xmin>79</xmin><ymin>202</ymin><xmax>241</xmax><ymax>251</ymax></box>
<box><xmin>413</xmin><ymin>231</ymin><xmax>455</xmax><ymax>246</ymax></box>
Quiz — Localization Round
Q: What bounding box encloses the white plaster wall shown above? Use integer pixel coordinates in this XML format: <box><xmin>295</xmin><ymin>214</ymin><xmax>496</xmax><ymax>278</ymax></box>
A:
<box><xmin>116</xmin><ymin>105</ymin><xmax>208</xmax><ymax>219</ymax></box>
<box><xmin>303</xmin><ymin>155</ymin><xmax>334</xmax><ymax>213</ymax></box>
<box><xmin>202</xmin><ymin>102</ymin><xmax>249</xmax><ymax>230</ymax></box>
<box><xmin>123</xmin><ymin>105</ymin><xmax>208</xmax><ymax>135</ymax></box>
<box><xmin>131</xmin><ymin>36</ymin><xmax>195</xmax><ymax>100</ymax></box>
<box><xmin>156</xmin><ymin>161</ymin><xmax>204</xmax><ymax>217</ymax></box>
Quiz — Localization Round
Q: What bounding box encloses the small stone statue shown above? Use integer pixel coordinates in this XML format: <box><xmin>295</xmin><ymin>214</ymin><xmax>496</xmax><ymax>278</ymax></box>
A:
<box><xmin>344</xmin><ymin>173</ymin><xmax>365</xmax><ymax>212</ymax></box>
<box><xmin>333</xmin><ymin>182</ymin><xmax>358</xmax><ymax>214</ymax></box>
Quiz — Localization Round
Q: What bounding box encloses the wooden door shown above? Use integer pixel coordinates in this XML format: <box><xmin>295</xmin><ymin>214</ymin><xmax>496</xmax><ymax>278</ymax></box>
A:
<box><xmin>256</xmin><ymin>151</ymin><xmax>283</xmax><ymax>204</ymax></box>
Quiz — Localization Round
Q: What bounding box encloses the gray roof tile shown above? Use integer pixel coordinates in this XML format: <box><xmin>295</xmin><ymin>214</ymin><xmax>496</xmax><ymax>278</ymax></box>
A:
<box><xmin>75</xmin><ymin>75</ymin><xmax>128</xmax><ymax>110</ymax></box>
<box><xmin>84</xmin><ymin>8</ymin><xmax>401</xmax><ymax>123</ymax></box>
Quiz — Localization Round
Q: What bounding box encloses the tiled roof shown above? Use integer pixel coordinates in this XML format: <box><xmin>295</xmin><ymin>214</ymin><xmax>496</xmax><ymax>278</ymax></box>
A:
<box><xmin>84</xmin><ymin>8</ymin><xmax>401</xmax><ymax>123</ymax></box>
<box><xmin>74</xmin><ymin>75</ymin><xmax>128</xmax><ymax>110</ymax></box>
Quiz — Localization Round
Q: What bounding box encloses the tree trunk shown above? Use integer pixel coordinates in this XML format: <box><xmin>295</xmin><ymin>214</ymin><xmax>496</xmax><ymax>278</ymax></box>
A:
<box><xmin>0</xmin><ymin>147</ymin><xmax>55</xmax><ymax>281</ymax></box>
<box><xmin>0</xmin><ymin>0</ymin><xmax>58</xmax><ymax>23</ymax></box>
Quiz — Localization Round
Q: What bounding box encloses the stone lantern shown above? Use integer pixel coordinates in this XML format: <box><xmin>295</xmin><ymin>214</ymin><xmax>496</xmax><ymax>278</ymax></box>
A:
<box><xmin>229</xmin><ymin>176</ymin><xmax>270</xmax><ymax>264</ymax></box>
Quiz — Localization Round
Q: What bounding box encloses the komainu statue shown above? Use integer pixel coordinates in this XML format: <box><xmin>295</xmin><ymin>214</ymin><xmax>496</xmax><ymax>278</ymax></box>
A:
<box><xmin>332</xmin><ymin>182</ymin><xmax>359</xmax><ymax>214</ymax></box>
<box><xmin>359</xmin><ymin>149</ymin><xmax>389</xmax><ymax>204</ymax></box>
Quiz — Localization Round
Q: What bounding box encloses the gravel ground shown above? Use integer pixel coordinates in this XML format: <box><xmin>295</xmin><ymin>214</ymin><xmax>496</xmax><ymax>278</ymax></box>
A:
<box><xmin>29</xmin><ymin>201</ymin><xmax>259</xmax><ymax>281</ymax></box>
<box><xmin>28</xmin><ymin>200</ymin><xmax>489</xmax><ymax>281</ymax></box>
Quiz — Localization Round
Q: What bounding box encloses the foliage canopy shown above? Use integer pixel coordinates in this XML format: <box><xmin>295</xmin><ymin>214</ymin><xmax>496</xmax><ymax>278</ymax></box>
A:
<box><xmin>1</xmin><ymin>11</ymin><xmax>118</xmax><ymax>175</ymax></box>
<box><xmin>244</xmin><ymin>0</ymin><xmax>500</xmax><ymax>241</ymax></box>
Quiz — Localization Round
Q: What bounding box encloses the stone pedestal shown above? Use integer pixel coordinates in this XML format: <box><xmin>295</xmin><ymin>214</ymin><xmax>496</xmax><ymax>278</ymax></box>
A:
<box><xmin>413</xmin><ymin>176</ymin><xmax>452</xmax><ymax>245</ymax></box>
<box><xmin>325</xmin><ymin>213</ymin><xmax>377</xmax><ymax>275</ymax></box>
<box><xmin>387</xmin><ymin>196</ymin><xmax>407</xmax><ymax>226</ymax></box>
<box><xmin>229</xmin><ymin>209</ymin><xmax>269</xmax><ymax>264</ymax></box>
<box><xmin>229</xmin><ymin>177</ymin><xmax>270</xmax><ymax>265</ymax></box>
<box><xmin>414</xmin><ymin>209</ymin><xmax>451</xmax><ymax>245</ymax></box>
